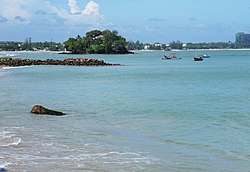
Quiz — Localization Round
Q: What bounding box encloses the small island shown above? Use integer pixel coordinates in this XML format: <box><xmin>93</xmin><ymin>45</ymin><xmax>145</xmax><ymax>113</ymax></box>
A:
<box><xmin>0</xmin><ymin>57</ymin><xmax>122</xmax><ymax>67</ymax></box>
<box><xmin>63</xmin><ymin>29</ymin><xmax>133</xmax><ymax>54</ymax></box>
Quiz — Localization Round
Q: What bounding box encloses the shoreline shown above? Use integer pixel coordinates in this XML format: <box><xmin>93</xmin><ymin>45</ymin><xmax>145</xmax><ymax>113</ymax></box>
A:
<box><xmin>133</xmin><ymin>48</ymin><xmax>250</xmax><ymax>52</ymax></box>
<box><xmin>0</xmin><ymin>50</ymin><xmax>134</xmax><ymax>55</ymax></box>
<box><xmin>181</xmin><ymin>48</ymin><xmax>250</xmax><ymax>51</ymax></box>
<box><xmin>2</xmin><ymin>48</ymin><xmax>250</xmax><ymax>54</ymax></box>
<box><xmin>170</xmin><ymin>48</ymin><xmax>250</xmax><ymax>51</ymax></box>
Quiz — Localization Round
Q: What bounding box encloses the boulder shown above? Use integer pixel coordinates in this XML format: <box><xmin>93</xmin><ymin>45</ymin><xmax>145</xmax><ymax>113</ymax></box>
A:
<box><xmin>31</xmin><ymin>105</ymin><xmax>65</xmax><ymax>116</ymax></box>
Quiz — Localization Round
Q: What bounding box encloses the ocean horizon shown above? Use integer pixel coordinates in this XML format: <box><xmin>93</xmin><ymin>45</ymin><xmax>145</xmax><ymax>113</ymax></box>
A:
<box><xmin>1</xmin><ymin>50</ymin><xmax>250</xmax><ymax>171</ymax></box>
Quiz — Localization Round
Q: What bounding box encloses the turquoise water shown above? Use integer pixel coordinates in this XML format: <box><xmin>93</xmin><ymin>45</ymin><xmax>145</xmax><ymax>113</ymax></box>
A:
<box><xmin>0</xmin><ymin>50</ymin><xmax>250</xmax><ymax>171</ymax></box>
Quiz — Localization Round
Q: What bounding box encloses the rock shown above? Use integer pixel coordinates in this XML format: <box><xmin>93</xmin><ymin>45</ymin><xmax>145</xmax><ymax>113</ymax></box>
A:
<box><xmin>31</xmin><ymin>105</ymin><xmax>65</xmax><ymax>116</ymax></box>
<box><xmin>0</xmin><ymin>57</ymin><xmax>122</xmax><ymax>67</ymax></box>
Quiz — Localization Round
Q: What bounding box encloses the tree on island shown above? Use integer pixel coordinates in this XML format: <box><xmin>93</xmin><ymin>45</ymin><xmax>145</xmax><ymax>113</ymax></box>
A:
<box><xmin>64</xmin><ymin>29</ymin><xmax>131</xmax><ymax>54</ymax></box>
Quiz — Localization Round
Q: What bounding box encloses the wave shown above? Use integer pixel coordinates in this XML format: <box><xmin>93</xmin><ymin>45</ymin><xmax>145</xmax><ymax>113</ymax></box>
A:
<box><xmin>0</xmin><ymin>52</ymin><xmax>19</xmax><ymax>57</ymax></box>
<box><xmin>2</xmin><ymin>66</ymin><xmax>32</xmax><ymax>70</ymax></box>
<box><xmin>67</xmin><ymin>143</ymin><xmax>160</xmax><ymax>168</ymax></box>
<box><xmin>76</xmin><ymin>151</ymin><xmax>156</xmax><ymax>164</ymax></box>
<box><xmin>22</xmin><ymin>142</ymin><xmax>159</xmax><ymax>169</ymax></box>
<box><xmin>0</xmin><ymin>131</ymin><xmax>21</xmax><ymax>147</ymax></box>
<box><xmin>0</xmin><ymin>164</ymin><xmax>10</xmax><ymax>172</ymax></box>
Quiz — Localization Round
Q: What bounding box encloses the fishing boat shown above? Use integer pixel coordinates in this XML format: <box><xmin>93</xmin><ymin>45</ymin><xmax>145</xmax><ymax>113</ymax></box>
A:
<box><xmin>162</xmin><ymin>53</ymin><xmax>181</xmax><ymax>60</ymax></box>
<box><xmin>202</xmin><ymin>54</ymin><xmax>210</xmax><ymax>58</ymax></box>
<box><xmin>193</xmin><ymin>52</ymin><xmax>204</xmax><ymax>61</ymax></box>
<box><xmin>194</xmin><ymin>56</ymin><xmax>203</xmax><ymax>61</ymax></box>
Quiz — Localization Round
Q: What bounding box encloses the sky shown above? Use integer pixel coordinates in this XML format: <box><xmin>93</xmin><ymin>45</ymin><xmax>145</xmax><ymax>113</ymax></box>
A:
<box><xmin>0</xmin><ymin>0</ymin><xmax>250</xmax><ymax>43</ymax></box>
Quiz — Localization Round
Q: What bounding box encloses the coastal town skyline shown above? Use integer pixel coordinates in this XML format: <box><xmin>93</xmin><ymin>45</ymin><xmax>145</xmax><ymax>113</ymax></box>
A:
<box><xmin>0</xmin><ymin>0</ymin><xmax>250</xmax><ymax>43</ymax></box>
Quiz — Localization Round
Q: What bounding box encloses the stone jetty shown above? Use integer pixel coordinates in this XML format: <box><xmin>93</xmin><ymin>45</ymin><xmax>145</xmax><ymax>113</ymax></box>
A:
<box><xmin>0</xmin><ymin>57</ymin><xmax>122</xmax><ymax>67</ymax></box>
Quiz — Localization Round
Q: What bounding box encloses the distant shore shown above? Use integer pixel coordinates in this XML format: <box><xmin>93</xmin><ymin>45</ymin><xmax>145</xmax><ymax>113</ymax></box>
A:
<box><xmin>0</xmin><ymin>50</ymin><xmax>65</xmax><ymax>54</ymax></box>
<box><xmin>134</xmin><ymin>48</ymin><xmax>250</xmax><ymax>52</ymax></box>
<box><xmin>2</xmin><ymin>48</ymin><xmax>250</xmax><ymax>54</ymax></box>
<box><xmin>180</xmin><ymin>48</ymin><xmax>250</xmax><ymax>51</ymax></box>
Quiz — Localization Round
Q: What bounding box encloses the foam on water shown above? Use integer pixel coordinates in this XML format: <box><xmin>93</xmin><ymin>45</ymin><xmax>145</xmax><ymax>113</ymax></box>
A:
<box><xmin>2</xmin><ymin>66</ymin><xmax>31</xmax><ymax>70</ymax></box>
<box><xmin>0</xmin><ymin>131</ymin><xmax>21</xmax><ymax>147</ymax></box>
<box><xmin>0</xmin><ymin>164</ymin><xmax>10</xmax><ymax>172</ymax></box>
<box><xmin>41</xmin><ymin>142</ymin><xmax>158</xmax><ymax>165</ymax></box>
<box><xmin>0</xmin><ymin>140</ymin><xmax>159</xmax><ymax>171</ymax></box>
<box><xmin>0</xmin><ymin>52</ymin><xmax>19</xmax><ymax>57</ymax></box>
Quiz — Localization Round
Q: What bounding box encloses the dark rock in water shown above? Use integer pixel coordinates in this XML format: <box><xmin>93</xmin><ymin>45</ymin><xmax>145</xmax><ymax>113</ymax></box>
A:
<box><xmin>0</xmin><ymin>57</ymin><xmax>122</xmax><ymax>67</ymax></box>
<box><xmin>31</xmin><ymin>105</ymin><xmax>65</xmax><ymax>116</ymax></box>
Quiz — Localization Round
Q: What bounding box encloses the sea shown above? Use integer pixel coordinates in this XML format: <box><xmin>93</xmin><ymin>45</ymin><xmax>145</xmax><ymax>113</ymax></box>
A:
<box><xmin>0</xmin><ymin>50</ymin><xmax>250</xmax><ymax>172</ymax></box>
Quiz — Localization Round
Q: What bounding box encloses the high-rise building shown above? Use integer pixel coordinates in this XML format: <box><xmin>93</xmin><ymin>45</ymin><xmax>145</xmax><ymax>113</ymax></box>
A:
<box><xmin>235</xmin><ymin>32</ymin><xmax>250</xmax><ymax>48</ymax></box>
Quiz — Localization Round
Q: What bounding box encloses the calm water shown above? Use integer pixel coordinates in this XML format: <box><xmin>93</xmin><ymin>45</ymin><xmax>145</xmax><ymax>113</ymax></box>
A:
<box><xmin>0</xmin><ymin>50</ymin><xmax>250</xmax><ymax>171</ymax></box>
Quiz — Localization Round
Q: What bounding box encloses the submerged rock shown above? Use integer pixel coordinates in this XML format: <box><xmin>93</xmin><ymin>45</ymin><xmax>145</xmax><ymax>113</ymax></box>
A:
<box><xmin>31</xmin><ymin>105</ymin><xmax>65</xmax><ymax>116</ymax></box>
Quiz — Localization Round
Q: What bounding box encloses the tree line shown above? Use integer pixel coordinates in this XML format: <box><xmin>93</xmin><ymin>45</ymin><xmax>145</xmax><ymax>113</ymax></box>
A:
<box><xmin>0</xmin><ymin>32</ymin><xmax>244</xmax><ymax>52</ymax></box>
<box><xmin>0</xmin><ymin>38</ymin><xmax>64</xmax><ymax>51</ymax></box>
<box><xmin>127</xmin><ymin>40</ymin><xmax>238</xmax><ymax>50</ymax></box>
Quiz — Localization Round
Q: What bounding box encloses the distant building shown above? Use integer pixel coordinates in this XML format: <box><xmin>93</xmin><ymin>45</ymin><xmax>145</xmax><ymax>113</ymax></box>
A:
<box><xmin>144</xmin><ymin>45</ymin><xmax>150</xmax><ymax>50</ymax></box>
<box><xmin>235</xmin><ymin>32</ymin><xmax>250</xmax><ymax>48</ymax></box>
<box><xmin>154</xmin><ymin>43</ymin><xmax>162</xmax><ymax>47</ymax></box>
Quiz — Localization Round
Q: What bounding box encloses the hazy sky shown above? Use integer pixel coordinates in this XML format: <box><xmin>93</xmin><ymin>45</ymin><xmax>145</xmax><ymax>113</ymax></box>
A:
<box><xmin>0</xmin><ymin>0</ymin><xmax>250</xmax><ymax>43</ymax></box>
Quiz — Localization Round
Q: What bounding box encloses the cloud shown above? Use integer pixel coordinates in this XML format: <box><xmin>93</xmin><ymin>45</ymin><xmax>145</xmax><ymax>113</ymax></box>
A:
<box><xmin>188</xmin><ymin>18</ymin><xmax>198</xmax><ymax>22</ymax></box>
<box><xmin>192</xmin><ymin>24</ymin><xmax>207</xmax><ymax>29</ymax></box>
<box><xmin>67</xmin><ymin>0</ymin><xmax>102</xmax><ymax>16</ymax></box>
<box><xmin>0</xmin><ymin>15</ymin><xmax>7</xmax><ymax>23</ymax></box>
<box><xmin>15</xmin><ymin>16</ymin><xmax>26</xmax><ymax>22</ymax></box>
<box><xmin>0</xmin><ymin>0</ymin><xmax>104</xmax><ymax>26</ymax></box>
<box><xmin>145</xmin><ymin>26</ymin><xmax>155</xmax><ymax>32</ymax></box>
<box><xmin>36</xmin><ymin>10</ymin><xmax>48</xmax><ymax>15</ymax></box>
<box><xmin>66</xmin><ymin>0</ymin><xmax>103</xmax><ymax>26</ymax></box>
<box><xmin>0</xmin><ymin>0</ymin><xmax>105</xmax><ymax>41</ymax></box>
<box><xmin>148</xmin><ymin>17</ymin><xmax>165</xmax><ymax>22</ymax></box>
<box><xmin>83</xmin><ymin>1</ymin><xmax>100</xmax><ymax>16</ymax></box>
<box><xmin>68</xmin><ymin>0</ymin><xmax>80</xmax><ymax>15</ymax></box>
<box><xmin>0</xmin><ymin>0</ymin><xmax>30</xmax><ymax>23</ymax></box>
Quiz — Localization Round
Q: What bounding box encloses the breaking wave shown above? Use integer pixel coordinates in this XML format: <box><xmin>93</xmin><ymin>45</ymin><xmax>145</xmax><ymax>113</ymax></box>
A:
<box><xmin>0</xmin><ymin>131</ymin><xmax>21</xmax><ymax>147</ymax></box>
<box><xmin>2</xmin><ymin>66</ymin><xmax>31</xmax><ymax>70</ymax></box>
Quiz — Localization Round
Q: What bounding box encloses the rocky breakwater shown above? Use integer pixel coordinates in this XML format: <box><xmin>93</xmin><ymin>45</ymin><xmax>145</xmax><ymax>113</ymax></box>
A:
<box><xmin>0</xmin><ymin>57</ymin><xmax>122</xmax><ymax>67</ymax></box>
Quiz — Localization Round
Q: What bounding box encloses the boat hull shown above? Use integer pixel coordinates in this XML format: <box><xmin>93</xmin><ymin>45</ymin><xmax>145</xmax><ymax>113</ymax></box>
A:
<box><xmin>194</xmin><ymin>57</ymin><xmax>203</xmax><ymax>61</ymax></box>
<box><xmin>163</xmin><ymin>54</ymin><xmax>181</xmax><ymax>60</ymax></box>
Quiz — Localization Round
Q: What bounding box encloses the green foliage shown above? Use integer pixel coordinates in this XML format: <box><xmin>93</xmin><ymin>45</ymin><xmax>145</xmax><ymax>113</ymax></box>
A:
<box><xmin>64</xmin><ymin>38</ymin><xmax>86</xmax><ymax>54</ymax></box>
<box><xmin>185</xmin><ymin>42</ymin><xmax>236</xmax><ymax>49</ymax></box>
<box><xmin>127</xmin><ymin>41</ymin><xmax>168</xmax><ymax>50</ymax></box>
<box><xmin>127</xmin><ymin>40</ymin><xmax>144</xmax><ymax>50</ymax></box>
<box><xmin>64</xmin><ymin>29</ymin><xmax>130</xmax><ymax>54</ymax></box>
<box><xmin>169</xmin><ymin>40</ymin><xmax>183</xmax><ymax>50</ymax></box>
<box><xmin>0</xmin><ymin>39</ymin><xmax>64</xmax><ymax>51</ymax></box>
